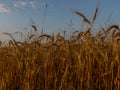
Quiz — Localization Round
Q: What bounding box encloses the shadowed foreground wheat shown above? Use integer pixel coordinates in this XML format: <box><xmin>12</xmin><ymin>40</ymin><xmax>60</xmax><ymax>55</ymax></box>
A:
<box><xmin>0</xmin><ymin>6</ymin><xmax>120</xmax><ymax>90</ymax></box>
<box><xmin>0</xmin><ymin>24</ymin><xmax>120</xmax><ymax>90</ymax></box>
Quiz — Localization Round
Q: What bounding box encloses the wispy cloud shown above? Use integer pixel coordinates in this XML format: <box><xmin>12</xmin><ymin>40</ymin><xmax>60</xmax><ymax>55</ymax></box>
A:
<box><xmin>29</xmin><ymin>1</ymin><xmax>37</xmax><ymax>9</ymax></box>
<box><xmin>0</xmin><ymin>1</ymin><xmax>43</xmax><ymax>14</ymax></box>
<box><xmin>0</xmin><ymin>3</ymin><xmax>11</xmax><ymax>13</ymax></box>
<box><xmin>14</xmin><ymin>1</ymin><xmax>37</xmax><ymax>10</ymax></box>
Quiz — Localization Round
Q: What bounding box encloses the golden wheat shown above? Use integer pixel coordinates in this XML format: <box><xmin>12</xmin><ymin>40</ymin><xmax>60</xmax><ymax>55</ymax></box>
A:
<box><xmin>0</xmin><ymin>5</ymin><xmax>120</xmax><ymax>90</ymax></box>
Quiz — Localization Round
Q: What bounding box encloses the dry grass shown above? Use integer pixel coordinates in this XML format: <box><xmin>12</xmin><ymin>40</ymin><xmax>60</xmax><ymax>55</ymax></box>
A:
<box><xmin>0</xmin><ymin>6</ymin><xmax>120</xmax><ymax>90</ymax></box>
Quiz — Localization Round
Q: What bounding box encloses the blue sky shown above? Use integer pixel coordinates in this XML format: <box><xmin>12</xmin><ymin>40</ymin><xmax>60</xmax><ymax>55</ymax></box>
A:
<box><xmin>0</xmin><ymin>0</ymin><xmax>120</xmax><ymax>40</ymax></box>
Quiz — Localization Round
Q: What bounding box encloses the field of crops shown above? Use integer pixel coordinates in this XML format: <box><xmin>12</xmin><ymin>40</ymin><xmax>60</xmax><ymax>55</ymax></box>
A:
<box><xmin>0</xmin><ymin>7</ymin><xmax>120</xmax><ymax>90</ymax></box>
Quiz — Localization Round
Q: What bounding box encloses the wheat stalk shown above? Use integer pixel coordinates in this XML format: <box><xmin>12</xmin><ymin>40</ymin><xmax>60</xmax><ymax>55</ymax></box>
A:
<box><xmin>32</xmin><ymin>25</ymin><xmax>37</xmax><ymax>32</ymax></box>
<box><xmin>72</xmin><ymin>10</ymin><xmax>91</xmax><ymax>25</ymax></box>
<box><xmin>92</xmin><ymin>3</ymin><xmax>99</xmax><ymax>23</ymax></box>
<box><xmin>106</xmin><ymin>25</ymin><xmax>119</xmax><ymax>33</ymax></box>
<box><xmin>3</xmin><ymin>32</ymin><xmax>17</xmax><ymax>44</ymax></box>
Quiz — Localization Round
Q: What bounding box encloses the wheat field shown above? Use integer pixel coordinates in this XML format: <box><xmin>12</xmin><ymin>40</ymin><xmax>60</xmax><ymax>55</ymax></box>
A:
<box><xmin>0</xmin><ymin>7</ymin><xmax>120</xmax><ymax>90</ymax></box>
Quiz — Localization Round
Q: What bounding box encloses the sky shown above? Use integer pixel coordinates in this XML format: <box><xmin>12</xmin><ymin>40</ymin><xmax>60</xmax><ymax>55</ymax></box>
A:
<box><xmin>0</xmin><ymin>0</ymin><xmax>120</xmax><ymax>41</ymax></box>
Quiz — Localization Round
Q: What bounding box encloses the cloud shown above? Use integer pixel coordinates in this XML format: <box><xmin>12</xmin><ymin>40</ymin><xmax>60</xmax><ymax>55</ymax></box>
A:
<box><xmin>14</xmin><ymin>1</ymin><xmax>27</xmax><ymax>9</ymax></box>
<box><xmin>29</xmin><ymin>1</ymin><xmax>36</xmax><ymax>9</ymax></box>
<box><xmin>0</xmin><ymin>3</ymin><xmax>11</xmax><ymax>13</ymax></box>
<box><xmin>0</xmin><ymin>1</ymin><xmax>42</xmax><ymax>14</ymax></box>
<box><xmin>14</xmin><ymin>1</ymin><xmax>37</xmax><ymax>10</ymax></box>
